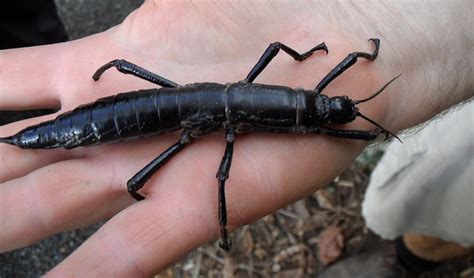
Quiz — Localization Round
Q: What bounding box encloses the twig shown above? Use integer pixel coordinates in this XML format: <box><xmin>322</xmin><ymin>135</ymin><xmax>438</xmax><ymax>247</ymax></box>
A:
<box><xmin>277</xmin><ymin>209</ymin><xmax>301</xmax><ymax>220</ymax></box>
<box><xmin>192</xmin><ymin>252</ymin><xmax>202</xmax><ymax>278</ymax></box>
<box><xmin>199</xmin><ymin>248</ymin><xmax>225</xmax><ymax>264</ymax></box>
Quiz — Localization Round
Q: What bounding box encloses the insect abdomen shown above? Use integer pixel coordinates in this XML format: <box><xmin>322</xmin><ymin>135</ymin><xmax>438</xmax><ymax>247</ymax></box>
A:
<box><xmin>8</xmin><ymin>89</ymin><xmax>182</xmax><ymax>149</ymax></box>
<box><xmin>63</xmin><ymin>89</ymin><xmax>183</xmax><ymax>148</ymax></box>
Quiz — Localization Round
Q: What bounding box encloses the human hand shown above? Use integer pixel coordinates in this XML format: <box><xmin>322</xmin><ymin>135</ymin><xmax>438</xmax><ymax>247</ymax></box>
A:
<box><xmin>0</xmin><ymin>1</ymin><xmax>471</xmax><ymax>276</ymax></box>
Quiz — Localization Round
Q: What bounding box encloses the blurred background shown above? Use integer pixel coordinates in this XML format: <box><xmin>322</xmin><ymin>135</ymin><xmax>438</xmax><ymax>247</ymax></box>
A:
<box><xmin>0</xmin><ymin>1</ymin><xmax>472</xmax><ymax>277</ymax></box>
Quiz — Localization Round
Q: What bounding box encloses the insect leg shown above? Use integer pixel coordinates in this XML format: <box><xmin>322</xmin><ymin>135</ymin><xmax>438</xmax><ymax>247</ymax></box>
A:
<box><xmin>216</xmin><ymin>129</ymin><xmax>235</xmax><ymax>250</ymax></box>
<box><xmin>127</xmin><ymin>131</ymin><xmax>193</xmax><ymax>201</ymax></box>
<box><xmin>244</xmin><ymin>42</ymin><xmax>328</xmax><ymax>83</ymax></box>
<box><xmin>317</xmin><ymin>127</ymin><xmax>381</xmax><ymax>141</ymax></box>
<box><xmin>92</xmin><ymin>59</ymin><xmax>179</xmax><ymax>88</ymax></box>
<box><xmin>315</xmin><ymin>38</ymin><xmax>379</xmax><ymax>92</ymax></box>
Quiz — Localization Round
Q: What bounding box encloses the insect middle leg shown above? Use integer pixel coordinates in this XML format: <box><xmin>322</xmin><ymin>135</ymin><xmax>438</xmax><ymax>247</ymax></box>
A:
<box><xmin>244</xmin><ymin>42</ymin><xmax>328</xmax><ymax>83</ymax></box>
<box><xmin>216</xmin><ymin>129</ymin><xmax>235</xmax><ymax>250</ymax></box>
<box><xmin>92</xmin><ymin>59</ymin><xmax>179</xmax><ymax>88</ymax></box>
<box><xmin>127</xmin><ymin>131</ymin><xmax>193</xmax><ymax>201</ymax></box>
<box><xmin>315</xmin><ymin>38</ymin><xmax>380</xmax><ymax>92</ymax></box>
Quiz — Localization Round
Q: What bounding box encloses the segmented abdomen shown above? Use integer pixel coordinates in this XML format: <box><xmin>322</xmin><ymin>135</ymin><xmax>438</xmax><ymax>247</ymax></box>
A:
<box><xmin>8</xmin><ymin>82</ymin><xmax>312</xmax><ymax>149</ymax></box>
<box><xmin>12</xmin><ymin>89</ymin><xmax>183</xmax><ymax>149</ymax></box>
<box><xmin>62</xmin><ymin>89</ymin><xmax>185</xmax><ymax>148</ymax></box>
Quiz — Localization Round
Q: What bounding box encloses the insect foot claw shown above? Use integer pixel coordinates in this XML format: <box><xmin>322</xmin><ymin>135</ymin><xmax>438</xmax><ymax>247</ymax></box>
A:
<box><xmin>219</xmin><ymin>240</ymin><xmax>232</xmax><ymax>251</ymax></box>
<box><xmin>129</xmin><ymin>191</ymin><xmax>146</xmax><ymax>201</ymax></box>
<box><xmin>127</xmin><ymin>180</ymin><xmax>146</xmax><ymax>201</ymax></box>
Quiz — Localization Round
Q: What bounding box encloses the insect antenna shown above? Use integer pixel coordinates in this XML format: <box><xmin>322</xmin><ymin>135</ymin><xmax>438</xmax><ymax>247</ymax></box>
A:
<box><xmin>357</xmin><ymin>112</ymin><xmax>402</xmax><ymax>143</ymax></box>
<box><xmin>353</xmin><ymin>74</ymin><xmax>401</xmax><ymax>104</ymax></box>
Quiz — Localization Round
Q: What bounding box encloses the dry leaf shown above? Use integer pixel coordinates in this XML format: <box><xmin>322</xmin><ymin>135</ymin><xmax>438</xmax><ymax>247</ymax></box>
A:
<box><xmin>315</xmin><ymin>189</ymin><xmax>335</xmax><ymax>209</ymax></box>
<box><xmin>241</xmin><ymin>229</ymin><xmax>254</xmax><ymax>256</ymax></box>
<box><xmin>293</xmin><ymin>200</ymin><xmax>310</xmax><ymax>220</ymax></box>
<box><xmin>337</xmin><ymin>179</ymin><xmax>354</xmax><ymax>187</ymax></box>
<box><xmin>317</xmin><ymin>226</ymin><xmax>344</xmax><ymax>265</ymax></box>
<box><xmin>273</xmin><ymin>244</ymin><xmax>306</xmax><ymax>263</ymax></box>
<box><xmin>223</xmin><ymin>256</ymin><xmax>235</xmax><ymax>278</ymax></box>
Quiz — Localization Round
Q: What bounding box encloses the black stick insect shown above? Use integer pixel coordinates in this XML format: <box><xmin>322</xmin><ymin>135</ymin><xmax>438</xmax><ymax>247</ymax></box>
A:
<box><xmin>0</xmin><ymin>38</ymin><xmax>400</xmax><ymax>250</ymax></box>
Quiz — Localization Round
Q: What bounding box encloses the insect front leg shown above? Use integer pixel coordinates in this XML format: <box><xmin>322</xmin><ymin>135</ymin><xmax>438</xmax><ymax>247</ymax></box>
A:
<box><xmin>315</xmin><ymin>38</ymin><xmax>379</xmax><ymax>92</ymax></box>
<box><xmin>316</xmin><ymin>127</ymin><xmax>381</xmax><ymax>141</ymax></box>
<box><xmin>127</xmin><ymin>131</ymin><xmax>193</xmax><ymax>201</ymax></box>
<box><xmin>216</xmin><ymin>129</ymin><xmax>235</xmax><ymax>250</ymax></box>
<box><xmin>92</xmin><ymin>59</ymin><xmax>179</xmax><ymax>88</ymax></box>
<box><xmin>244</xmin><ymin>42</ymin><xmax>328</xmax><ymax>83</ymax></box>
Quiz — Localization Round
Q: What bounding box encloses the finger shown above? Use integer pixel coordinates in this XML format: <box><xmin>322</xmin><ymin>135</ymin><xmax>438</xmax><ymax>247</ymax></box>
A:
<box><xmin>0</xmin><ymin>33</ymin><xmax>161</xmax><ymax>112</ymax></box>
<box><xmin>0</xmin><ymin>131</ymin><xmax>180</xmax><ymax>251</ymax></box>
<box><xmin>0</xmin><ymin>36</ymin><xmax>182</xmax><ymax>183</ymax></box>
<box><xmin>0</xmin><ymin>82</ymin><xmax>156</xmax><ymax>182</ymax></box>
<box><xmin>48</xmin><ymin>135</ymin><xmax>363</xmax><ymax>276</ymax></box>
<box><xmin>0</xmin><ymin>158</ymin><xmax>132</xmax><ymax>252</ymax></box>
<box><xmin>0</xmin><ymin>46</ymin><xmax>63</xmax><ymax>110</ymax></box>
<box><xmin>0</xmin><ymin>113</ymin><xmax>76</xmax><ymax>182</ymax></box>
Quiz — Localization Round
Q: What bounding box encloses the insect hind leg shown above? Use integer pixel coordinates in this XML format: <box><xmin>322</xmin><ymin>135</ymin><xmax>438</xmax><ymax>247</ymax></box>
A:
<box><xmin>216</xmin><ymin>129</ymin><xmax>235</xmax><ymax>250</ymax></box>
<box><xmin>92</xmin><ymin>59</ymin><xmax>179</xmax><ymax>88</ymax></box>
<box><xmin>127</xmin><ymin>131</ymin><xmax>193</xmax><ymax>201</ymax></box>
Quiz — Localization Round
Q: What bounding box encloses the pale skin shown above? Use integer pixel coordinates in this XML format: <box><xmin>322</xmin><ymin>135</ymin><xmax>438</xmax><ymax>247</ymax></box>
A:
<box><xmin>0</xmin><ymin>1</ymin><xmax>472</xmax><ymax>276</ymax></box>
